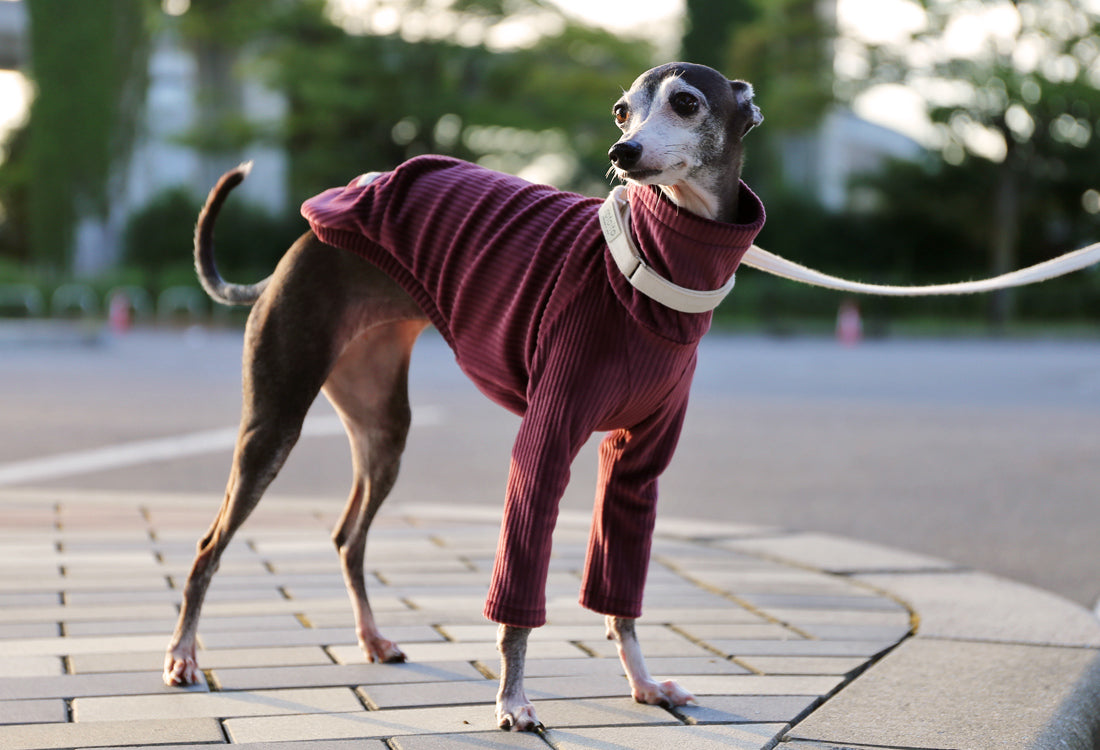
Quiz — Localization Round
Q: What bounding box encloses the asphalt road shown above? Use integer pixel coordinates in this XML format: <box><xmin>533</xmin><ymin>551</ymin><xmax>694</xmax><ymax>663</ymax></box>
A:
<box><xmin>1</xmin><ymin>324</ymin><xmax>1098</xmax><ymax>610</ymax></box>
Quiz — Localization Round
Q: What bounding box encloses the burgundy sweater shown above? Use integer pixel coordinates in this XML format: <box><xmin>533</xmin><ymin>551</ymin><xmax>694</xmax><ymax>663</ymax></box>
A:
<box><xmin>302</xmin><ymin>155</ymin><xmax>765</xmax><ymax>627</ymax></box>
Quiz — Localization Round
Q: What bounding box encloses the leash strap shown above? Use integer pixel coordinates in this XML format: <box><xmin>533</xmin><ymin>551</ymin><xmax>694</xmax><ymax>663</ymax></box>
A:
<box><xmin>600</xmin><ymin>187</ymin><xmax>736</xmax><ymax>313</ymax></box>
<box><xmin>600</xmin><ymin>187</ymin><xmax>1100</xmax><ymax>303</ymax></box>
<box><xmin>739</xmin><ymin>242</ymin><xmax>1100</xmax><ymax>296</ymax></box>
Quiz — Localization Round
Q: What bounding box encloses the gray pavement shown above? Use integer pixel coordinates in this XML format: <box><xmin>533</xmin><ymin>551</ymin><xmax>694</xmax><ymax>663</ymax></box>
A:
<box><xmin>2</xmin><ymin>326</ymin><xmax>1098</xmax><ymax>608</ymax></box>
<box><xmin>0</xmin><ymin>489</ymin><xmax>1097</xmax><ymax>749</ymax></box>
<box><xmin>2</xmin><ymin>324</ymin><xmax>1100</xmax><ymax>747</ymax></box>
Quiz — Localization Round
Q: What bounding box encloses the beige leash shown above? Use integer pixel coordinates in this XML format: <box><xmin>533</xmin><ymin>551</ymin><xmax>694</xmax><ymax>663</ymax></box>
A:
<box><xmin>740</xmin><ymin>242</ymin><xmax>1100</xmax><ymax>296</ymax></box>
<box><xmin>600</xmin><ymin>187</ymin><xmax>1100</xmax><ymax>309</ymax></box>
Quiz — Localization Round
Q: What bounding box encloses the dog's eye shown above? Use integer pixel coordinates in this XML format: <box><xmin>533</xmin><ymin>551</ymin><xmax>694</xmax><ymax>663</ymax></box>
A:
<box><xmin>613</xmin><ymin>104</ymin><xmax>629</xmax><ymax>125</ymax></box>
<box><xmin>670</xmin><ymin>92</ymin><xmax>699</xmax><ymax>118</ymax></box>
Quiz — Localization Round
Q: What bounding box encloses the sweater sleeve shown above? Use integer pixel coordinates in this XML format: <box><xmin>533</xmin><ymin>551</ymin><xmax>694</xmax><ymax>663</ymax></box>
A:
<box><xmin>482</xmin><ymin>400</ymin><xmax>584</xmax><ymax>628</ymax></box>
<box><xmin>481</xmin><ymin>317</ymin><xmax>606</xmax><ymax>627</ymax></box>
<box><xmin>578</xmin><ymin>386</ymin><xmax>692</xmax><ymax>619</ymax></box>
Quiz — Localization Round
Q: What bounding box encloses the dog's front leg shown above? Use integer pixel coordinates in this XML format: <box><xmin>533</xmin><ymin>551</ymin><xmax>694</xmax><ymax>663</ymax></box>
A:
<box><xmin>606</xmin><ymin>615</ymin><xmax>695</xmax><ymax>707</ymax></box>
<box><xmin>496</xmin><ymin>624</ymin><xmax>542</xmax><ymax>731</ymax></box>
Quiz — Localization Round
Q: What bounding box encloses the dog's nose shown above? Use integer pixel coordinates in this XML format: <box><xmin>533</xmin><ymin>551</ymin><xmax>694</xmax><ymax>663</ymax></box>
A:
<box><xmin>608</xmin><ymin>141</ymin><xmax>643</xmax><ymax>170</ymax></box>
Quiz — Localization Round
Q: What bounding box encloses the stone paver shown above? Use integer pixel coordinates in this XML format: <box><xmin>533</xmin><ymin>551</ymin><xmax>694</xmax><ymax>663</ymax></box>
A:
<box><xmin>0</xmin><ymin>671</ymin><xmax>209</xmax><ymax>701</ymax></box>
<box><xmin>0</xmin><ymin>699</ymin><xmax>68</xmax><ymax>725</ymax></box>
<box><xmin>211</xmin><ymin>661</ymin><xmax>486</xmax><ymax>691</ymax></box>
<box><xmin>675</xmin><ymin>695</ymin><xmax>821</xmax><ymax>725</ymax></box>
<box><xmin>664</xmin><ymin>674</ymin><xmax>844</xmax><ymax>696</ymax></box>
<box><xmin>0</xmin><ymin>623</ymin><xmax>59</xmax><ymax>638</ymax></box>
<box><xmin>223</xmin><ymin>705</ymin><xmax>504</xmax><ymax>743</ymax></box>
<box><xmin>198</xmin><ymin>624</ymin><xmax>443</xmax><ymax>649</ymax></box>
<box><xmin>733</xmin><ymin>655</ymin><xmax>867</xmax><ymax>676</ymax></box>
<box><xmin>0</xmin><ymin>490</ymin><xmax>1096</xmax><ymax>748</ymax></box>
<box><xmin>704</xmin><ymin>638</ymin><xmax>898</xmax><ymax>658</ymax></box>
<box><xmin>149</xmin><ymin>744</ymin><xmax>391</xmax><ymax>750</ymax></box>
<box><xmin>390</xmin><ymin>731</ymin><xmax>548</xmax><ymax>748</ymax></box>
<box><xmin>69</xmin><ymin>645</ymin><xmax>333</xmax><ymax>674</ymax></box>
<box><xmin>360</xmin><ymin>679</ymin><xmax>500</xmax><ymax>709</ymax></box>
<box><xmin>0</xmin><ymin>603</ymin><xmax>178</xmax><ymax>626</ymax></box>
<box><xmin>62</xmin><ymin>612</ymin><xmax>302</xmax><ymax>636</ymax></box>
<box><xmin>548</xmin><ymin>723</ymin><xmax>788</xmax><ymax>749</ymax></box>
<box><xmin>0</xmin><ymin>718</ymin><xmax>225</xmax><ymax>750</ymax></box>
<box><xmin>516</xmin><ymin>655</ymin><xmax>747</xmax><ymax>678</ymax></box>
<box><xmin>0</xmin><ymin>656</ymin><xmax>64</xmax><ymax>678</ymax></box>
<box><xmin>0</xmin><ymin>633</ymin><xmax>179</xmax><ymax>658</ymax></box>
<box><xmin>72</xmin><ymin>686</ymin><xmax>365</xmax><ymax>721</ymax></box>
<box><xmin>328</xmin><ymin>640</ymin><xmax>587</xmax><ymax>663</ymax></box>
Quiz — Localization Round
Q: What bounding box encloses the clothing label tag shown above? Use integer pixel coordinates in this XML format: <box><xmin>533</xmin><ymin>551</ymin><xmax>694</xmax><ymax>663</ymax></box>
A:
<box><xmin>598</xmin><ymin>200</ymin><xmax>622</xmax><ymax>243</ymax></box>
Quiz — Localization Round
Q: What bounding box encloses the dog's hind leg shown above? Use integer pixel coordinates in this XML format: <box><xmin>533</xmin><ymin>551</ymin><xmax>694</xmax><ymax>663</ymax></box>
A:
<box><xmin>164</xmin><ymin>293</ymin><xmax>336</xmax><ymax>686</ymax></box>
<box><xmin>324</xmin><ymin>319</ymin><xmax>427</xmax><ymax>664</ymax></box>
<box><xmin>164</xmin><ymin>235</ymin><xmax>409</xmax><ymax>687</ymax></box>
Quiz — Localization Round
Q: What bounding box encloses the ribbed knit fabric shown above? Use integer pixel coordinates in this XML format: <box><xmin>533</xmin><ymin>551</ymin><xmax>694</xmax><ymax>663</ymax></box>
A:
<box><xmin>302</xmin><ymin>155</ymin><xmax>765</xmax><ymax>627</ymax></box>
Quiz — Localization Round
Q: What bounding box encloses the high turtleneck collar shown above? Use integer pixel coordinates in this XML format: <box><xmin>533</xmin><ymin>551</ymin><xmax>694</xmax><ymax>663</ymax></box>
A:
<box><xmin>629</xmin><ymin>182</ymin><xmax>765</xmax><ymax>289</ymax></box>
<box><xmin>604</xmin><ymin>181</ymin><xmax>765</xmax><ymax>344</ymax></box>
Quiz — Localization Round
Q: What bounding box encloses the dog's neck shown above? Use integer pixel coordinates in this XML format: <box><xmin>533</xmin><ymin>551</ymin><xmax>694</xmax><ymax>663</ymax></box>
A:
<box><xmin>658</xmin><ymin>175</ymin><xmax>741</xmax><ymax>224</ymax></box>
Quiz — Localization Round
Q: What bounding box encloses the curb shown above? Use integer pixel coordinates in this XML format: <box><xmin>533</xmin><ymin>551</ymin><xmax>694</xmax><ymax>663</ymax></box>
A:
<box><xmin>405</xmin><ymin>504</ymin><xmax>1100</xmax><ymax>749</ymax></box>
<box><xmin>717</xmin><ymin>530</ymin><xmax>1100</xmax><ymax>750</ymax></box>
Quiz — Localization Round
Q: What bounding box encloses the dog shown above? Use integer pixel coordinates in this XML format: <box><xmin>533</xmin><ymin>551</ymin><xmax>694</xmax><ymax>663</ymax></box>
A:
<box><xmin>164</xmin><ymin>62</ymin><xmax>764</xmax><ymax>732</ymax></box>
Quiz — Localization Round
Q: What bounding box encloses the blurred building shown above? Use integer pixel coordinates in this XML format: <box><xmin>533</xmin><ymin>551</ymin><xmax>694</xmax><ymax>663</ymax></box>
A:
<box><xmin>0</xmin><ymin>0</ymin><xmax>24</xmax><ymax>71</ymax></box>
<box><xmin>126</xmin><ymin>28</ymin><xmax>289</xmax><ymax>221</ymax></box>
<box><xmin>775</xmin><ymin>0</ymin><xmax>924</xmax><ymax>211</ymax></box>
<box><xmin>81</xmin><ymin>24</ymin><xmax>288</xmax><ymax>275</ymax></box>
<box><xmin>781</xmin><ymin>107</ymin><xmax>924</xmax><ymax>212</ymax></box>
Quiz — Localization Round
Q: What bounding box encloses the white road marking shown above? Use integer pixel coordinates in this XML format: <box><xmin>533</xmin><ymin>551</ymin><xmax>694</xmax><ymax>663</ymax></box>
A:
<box><xmin>0</xmin><ymin>407</ymin><xmax>444</xmax><ymax>487</ymax></box>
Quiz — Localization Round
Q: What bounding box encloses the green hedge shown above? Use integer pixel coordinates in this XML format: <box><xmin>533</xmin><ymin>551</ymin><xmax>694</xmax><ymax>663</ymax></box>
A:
<box><xmin>122</xmin><ymin>185</ymin><xmax>306</xmax><ymax>286</ymax></box>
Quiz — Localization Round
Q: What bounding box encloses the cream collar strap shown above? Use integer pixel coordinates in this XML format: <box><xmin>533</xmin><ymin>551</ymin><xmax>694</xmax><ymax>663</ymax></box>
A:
<box><xmin>599</xmin><ymin>186</ymin><xmax>736</xmax><ymax>314</ymax></box>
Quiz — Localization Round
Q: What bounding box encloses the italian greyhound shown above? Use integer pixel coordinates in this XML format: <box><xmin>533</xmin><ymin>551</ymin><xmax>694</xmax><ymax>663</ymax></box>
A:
<box><xmin>164</xmin><ymin>62</ymin><xmax>763</xmax><ymax>732</ymax></box>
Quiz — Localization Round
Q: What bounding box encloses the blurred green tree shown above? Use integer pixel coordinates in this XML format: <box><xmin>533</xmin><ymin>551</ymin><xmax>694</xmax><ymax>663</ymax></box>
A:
<box><xmin>682</xmin><ymin>0</ymin><xmax>757</xmax><ymax>71</ymax></box>
<box><xmin>724</xmin><ymin>0</ymin><xmax>833</xmax><ymax>133</ymax></box>
<box><xmin>255</xmin><ymin>0</ymin><xmax>653</xmax><ymax>198</ymax></box>
<box><xmin>19</xmin><ymin>0</ymin><xmax>153</xmax><ymax>270</ymax></box>
<box><xmin>841</xmin><ymin>0</ymin><xmax>1100</xmax><ymax>326</ymax></box>
<box><xmin>0</xmin><ymin>122</ymin><xmax>29</xmax><ymax>265</ymax></box>
<box><xmin>681</xmin><ymin>0</ymin><xmax>835</xmax><ymax>194</ymax></box>
<box><xmin>123</xmin><ymin>184</ymin><xmax>301</xmax><ymax>286</ymax></box>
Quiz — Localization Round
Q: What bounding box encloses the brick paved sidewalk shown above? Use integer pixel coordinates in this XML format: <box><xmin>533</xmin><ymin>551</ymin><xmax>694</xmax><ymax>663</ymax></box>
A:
<box><xmin>0</xmin><ymin>489</ymin><xmax>917</xmax><ymax>749</ymax></box>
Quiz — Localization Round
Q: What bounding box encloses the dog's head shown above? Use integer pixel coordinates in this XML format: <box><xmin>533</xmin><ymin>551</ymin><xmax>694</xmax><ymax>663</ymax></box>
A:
<box><xmin>608</xmin><ymin>62</ymin><xmax>762</xmax><ymax>222</ymax></box>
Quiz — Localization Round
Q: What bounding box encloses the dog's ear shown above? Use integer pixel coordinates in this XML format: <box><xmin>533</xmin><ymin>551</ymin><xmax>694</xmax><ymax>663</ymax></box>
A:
<box><xmin>730</xmin><ymin>80</ymin><xmax>763</xmax><ymax>137</ymax></box>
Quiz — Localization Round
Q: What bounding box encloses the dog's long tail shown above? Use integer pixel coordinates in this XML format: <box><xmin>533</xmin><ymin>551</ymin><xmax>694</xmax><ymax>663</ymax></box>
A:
<box><xmin>193</xmin><ymin>162</ymin><xmax>271</xmax><ymax>306</ymax></box>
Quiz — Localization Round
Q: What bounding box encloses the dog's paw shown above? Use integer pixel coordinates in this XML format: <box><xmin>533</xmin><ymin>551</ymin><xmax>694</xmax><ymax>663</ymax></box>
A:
<box><xmin>163</xmin><ymin>651</ymin><xmax>201</xmax><ymax>687</ymax></box>
<box><xmin>632</xmin><ymin>678</ymin><xmax>695</xmax><ymax>708</ymax></box>
<box><xmin>363</xmin><ymin>637</ymin><xmax>407</xmax><ymax>664</ymax></box>
<box><xmin>497</xmin><ymin>698</ymin><xmax>543</xmax><ymax>732</ymax></box>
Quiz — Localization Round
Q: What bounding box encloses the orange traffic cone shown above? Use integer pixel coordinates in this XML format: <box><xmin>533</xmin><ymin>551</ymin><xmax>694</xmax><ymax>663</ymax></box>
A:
<box><xmin>836</xmin><ymin>299</ymin><xmax>862</xmax><ymax>346</ymax></box>
<box><xmin>108</xmin><ymin>291</ymin><xmax>132</xmax><ymax>334</ymax></box>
